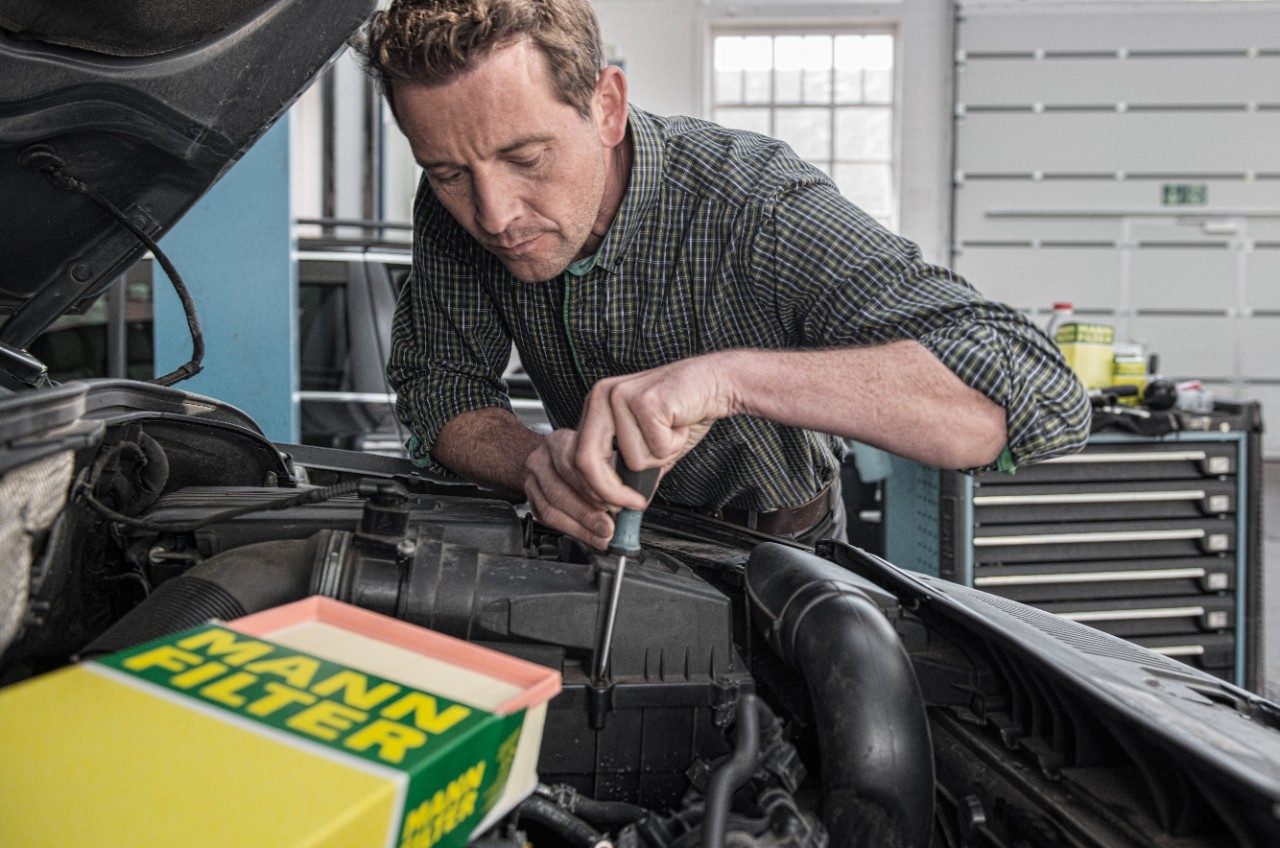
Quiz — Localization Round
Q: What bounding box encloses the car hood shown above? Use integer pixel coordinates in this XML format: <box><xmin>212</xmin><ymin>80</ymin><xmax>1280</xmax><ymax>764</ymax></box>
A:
<box><xmin>0</xmin><ymin>0</ymin><xmax>374</xmax><ymax>348</ymax></box>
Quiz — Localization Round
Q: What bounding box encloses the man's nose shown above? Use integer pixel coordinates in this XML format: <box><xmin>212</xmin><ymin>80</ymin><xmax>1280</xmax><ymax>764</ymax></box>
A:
<box><xmin>472</xmin><ymin>172</ymin><xmax>521</xmax><ymax>237</ymax></box>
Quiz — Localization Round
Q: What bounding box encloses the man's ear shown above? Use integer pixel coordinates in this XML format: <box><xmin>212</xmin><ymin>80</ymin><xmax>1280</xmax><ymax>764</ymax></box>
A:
<box><xmin>594</xmin><ymin>65</ymin><xmax>629</xmax><ymax>148</ymax></box>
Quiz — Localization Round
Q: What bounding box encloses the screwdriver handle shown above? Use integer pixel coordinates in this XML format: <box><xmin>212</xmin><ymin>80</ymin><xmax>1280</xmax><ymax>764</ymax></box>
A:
<box><xmin>608</xmin><ymin>459</ymin><xmax>660</xmax><ymax>555</ymax></box>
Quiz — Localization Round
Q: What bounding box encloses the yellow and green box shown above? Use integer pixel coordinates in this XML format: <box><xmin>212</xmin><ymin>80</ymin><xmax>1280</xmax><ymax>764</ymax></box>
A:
<box><xmin>1054</xmin><ymin>321</ymin><xmax>1115</xmax><ymax>390</ymax></box>
<box><xmin>0</xmin><ymin>598</ymin><xmax>559</xmax><ymax>848</ymax></box>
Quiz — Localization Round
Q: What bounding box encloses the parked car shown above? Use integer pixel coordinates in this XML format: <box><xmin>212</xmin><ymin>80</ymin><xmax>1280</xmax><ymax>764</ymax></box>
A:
<box><xmin>26</xmin><ymin>242</ymin><xmax>550</xmax><ymax>457</ymax></box>
<box><xmin>2</xmin><ymin>2</ymin><xmax>1279</xmax><ymax>847</ymax></box>
<box><xmin>294</xmin><ymin>239</ymin><xmax>549</xmax><ymax>456</ymax></box>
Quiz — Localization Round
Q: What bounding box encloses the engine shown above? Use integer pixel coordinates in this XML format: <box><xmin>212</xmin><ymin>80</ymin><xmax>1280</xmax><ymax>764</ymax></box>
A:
<box><xmin>5</xmin><ymin>415</ymin><xmax>888</xmax><ymax>847</ymax></box>
<box><xmin>6</xmin><ymin>390</ymin><xmax>1278</xmax><ymax>848</ymax></box>
<box><xmin>89</xmin><ymin>482</ymin><xmax>756</xmax><ymax>808</ymax></box>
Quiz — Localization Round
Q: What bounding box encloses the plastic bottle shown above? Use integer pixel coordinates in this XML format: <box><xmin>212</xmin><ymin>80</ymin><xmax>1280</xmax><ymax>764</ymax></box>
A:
<box><xmin>1044</xmin><ymin>302</ymin><xmax>1074</xmax><ymax>344</ymax></box>
<box><xmin>1111</xmin><ymin>342</ymin><xmax>1148</xmax><ymax>405</ymax></box>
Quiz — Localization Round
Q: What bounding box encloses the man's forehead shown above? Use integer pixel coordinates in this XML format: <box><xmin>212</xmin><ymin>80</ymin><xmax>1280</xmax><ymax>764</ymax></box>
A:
<box><xmin>393</xmin><ymin>40</ymin><xmax>582</xmax><ymax>160</ymax></box>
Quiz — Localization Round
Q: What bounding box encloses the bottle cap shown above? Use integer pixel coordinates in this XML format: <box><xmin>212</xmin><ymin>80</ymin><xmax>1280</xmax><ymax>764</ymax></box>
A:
<box><xmin>1053</xmin><ymin>301</ymin><xmax>1073</xmax><ymax>311</ymax></box>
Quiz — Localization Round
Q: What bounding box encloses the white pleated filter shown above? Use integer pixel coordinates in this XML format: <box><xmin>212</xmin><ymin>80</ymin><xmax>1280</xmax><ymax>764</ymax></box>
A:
<box><xmin>0</xmin><ymin>451</ymin><xmax>74</xmax><ymax>654</ymax></box>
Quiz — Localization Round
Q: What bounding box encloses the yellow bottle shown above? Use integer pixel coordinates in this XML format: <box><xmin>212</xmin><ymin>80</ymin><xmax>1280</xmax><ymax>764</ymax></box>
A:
<box><xmin>1111</xmin><ymin>343</ymin><xmax>1148</xmax><ymax>405</ymax></box>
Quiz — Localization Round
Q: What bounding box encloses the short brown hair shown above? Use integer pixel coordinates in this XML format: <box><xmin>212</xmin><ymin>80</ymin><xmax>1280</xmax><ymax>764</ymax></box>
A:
<box><xmin>361</xmin><ymin>0</ymin><xmax>605</xmax><ymax>118</ymax></box>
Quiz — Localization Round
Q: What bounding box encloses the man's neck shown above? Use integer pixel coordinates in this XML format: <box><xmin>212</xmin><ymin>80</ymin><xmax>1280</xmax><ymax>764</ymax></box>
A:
<box><xmin>577</xmin><ymin>127</ymin><xmax>634</xmax><ymax>260</ymax></box>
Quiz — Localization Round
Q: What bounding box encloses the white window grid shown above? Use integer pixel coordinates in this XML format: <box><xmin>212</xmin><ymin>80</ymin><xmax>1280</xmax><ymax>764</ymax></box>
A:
<box><xmin>711</xmin><ymin>30</ymin><xmax>898</xmax><ymax>229</ymax></box>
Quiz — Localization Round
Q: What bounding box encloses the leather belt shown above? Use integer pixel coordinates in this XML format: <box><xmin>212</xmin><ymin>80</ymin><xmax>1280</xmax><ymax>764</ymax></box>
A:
<box><xmin>715</xmin><ymin>485</ymin><xmax>833</xmax><ymax>538</ymax></box>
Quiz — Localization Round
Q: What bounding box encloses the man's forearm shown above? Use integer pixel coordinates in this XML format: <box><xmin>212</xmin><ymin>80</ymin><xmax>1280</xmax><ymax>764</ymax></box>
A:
<box><xmin>433</xmin><ymin>407</ymin><xmax>544</xmax><ymax>495</ymax></box>
<box><xmin>725</xmin><ymin>342</ymin><xmax>1007</xmax><ymax>469</ymax></box>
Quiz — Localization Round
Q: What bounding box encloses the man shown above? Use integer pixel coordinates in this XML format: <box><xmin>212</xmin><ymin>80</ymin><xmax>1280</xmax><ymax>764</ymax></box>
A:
<box><xmin>364</xmin><ymin>0</ymin><xmax>1089</xmax><ymax>550</ymax></box>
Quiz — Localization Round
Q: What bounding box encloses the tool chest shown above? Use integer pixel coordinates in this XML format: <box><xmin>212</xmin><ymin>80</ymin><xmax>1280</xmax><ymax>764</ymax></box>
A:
<box><xmin>884</xmin><ymin>402</ymin><xmax>1263</xmax><ymax>689</ymax></box>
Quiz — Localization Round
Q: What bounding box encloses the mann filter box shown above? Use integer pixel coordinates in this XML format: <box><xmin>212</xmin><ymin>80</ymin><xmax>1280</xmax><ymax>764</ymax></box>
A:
<box><xmin>1054</xmin><ymin>321</ymin><xmax>1115</xmax><ymax>389</ymax></box>
<box><xmin>0</xmin><ymin>597</ymin><xmax>561</xmax><ymax>848</ymax></box>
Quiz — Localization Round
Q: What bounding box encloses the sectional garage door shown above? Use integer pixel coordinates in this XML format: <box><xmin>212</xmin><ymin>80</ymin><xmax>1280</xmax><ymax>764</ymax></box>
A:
<box><xmin>952</xmin><ymin>1</ymin><xmax>1280</xmax><ymax>455</ymax></box>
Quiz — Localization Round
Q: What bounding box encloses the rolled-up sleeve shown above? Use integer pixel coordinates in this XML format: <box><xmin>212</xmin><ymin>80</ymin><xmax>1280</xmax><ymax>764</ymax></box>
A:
<box><xmin>386</xmin><ymin>195</ymin><xmax>513</xmax><ymax>478</ymax></box>
<box><xmin>746</xmin><ymin>177</ymin><xmax>1090</xmax><ymax>470</ymax></box>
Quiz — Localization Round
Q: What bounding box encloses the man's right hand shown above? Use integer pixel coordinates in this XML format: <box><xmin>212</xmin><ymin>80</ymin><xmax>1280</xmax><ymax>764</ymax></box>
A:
<box><xmin>434</xmin><ymin>407</ymin><xmax>656</xmax><ymax>551</ymax></box>
<box><xmin>523</xmin><ymin>428</ymin><xmax>620</xmax><ymax>551</ymax></box>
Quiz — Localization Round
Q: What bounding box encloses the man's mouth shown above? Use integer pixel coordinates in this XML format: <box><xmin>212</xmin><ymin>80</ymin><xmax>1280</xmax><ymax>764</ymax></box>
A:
<box><xmin>493</xmin><ymin>233</ymin><xmax>546</xmax><ymax>257</ymax></box>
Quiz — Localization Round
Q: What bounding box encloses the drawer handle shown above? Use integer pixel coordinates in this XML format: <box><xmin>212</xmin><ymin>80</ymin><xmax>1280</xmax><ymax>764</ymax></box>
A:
<box><xmin>975</xmin><ymin>567</ymin><xmax>1207</xmax><ymax>587</ymax></box>
<box><xmin>974</xmin><ymin>490</ymin><xmax>1207</xmax><ymax>507</ymax></box>
<box><xmin>1058</xmin><ymin>605</ymin><xmax>1205</xmax><ymax>623</ymax></box>
<box><xmin>1040</xmin><ymin>451</ymin><xmax>1208</xmax><ymax>464</ymax></box>
<box><xmin>1149</xmin><ymin>644</ymin><xmax>1208</xmax><ymax>658</ymax></box>
<box><xmin>975</xmin><ymin>528</ymin><xmax>1208</xmax><ymax>546</ymax></box>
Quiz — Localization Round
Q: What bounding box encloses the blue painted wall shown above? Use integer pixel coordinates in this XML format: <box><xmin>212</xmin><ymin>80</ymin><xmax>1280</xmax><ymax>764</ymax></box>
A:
<box><xmin>155</xmin><ymin>118</ymin><xmax>297</xmax><ymax>442</ymax></box>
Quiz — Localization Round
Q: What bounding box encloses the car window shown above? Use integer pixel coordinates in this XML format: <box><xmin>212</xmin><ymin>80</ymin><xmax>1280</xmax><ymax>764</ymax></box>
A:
<box><xmin>27</xmin><ymin>260</ymin><xmax>154</xmax><ymax>383</ymax></box>
<box><xmin>298</xmin><ymin>259</ymin><xmax>351</xmax><ymax>392</ymax></box>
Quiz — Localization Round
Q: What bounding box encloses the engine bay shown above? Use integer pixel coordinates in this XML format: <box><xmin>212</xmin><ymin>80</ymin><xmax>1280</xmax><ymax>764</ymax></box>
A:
<box><xmin>4</xmin><ymin>382</ymin><xmax>1280</xmax><ymax>848</ymax></box>
<box><xmin>5</xmin><ymin>402</ymin><xmax>845</xmax><ymax>847</ymax></box>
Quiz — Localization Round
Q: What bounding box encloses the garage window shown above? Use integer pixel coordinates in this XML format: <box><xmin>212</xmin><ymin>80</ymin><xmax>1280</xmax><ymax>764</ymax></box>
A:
<box><xmin>712</xmin><ymin>31</ymin><xmax>897</xmax><ymax>229</ymax></box>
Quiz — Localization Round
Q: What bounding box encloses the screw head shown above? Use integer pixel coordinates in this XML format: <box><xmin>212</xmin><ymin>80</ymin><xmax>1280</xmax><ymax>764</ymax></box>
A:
<box><xmin>71</xmin><ymin>263</ymin><xmax>91</xmax><ymax>282</ymax></box>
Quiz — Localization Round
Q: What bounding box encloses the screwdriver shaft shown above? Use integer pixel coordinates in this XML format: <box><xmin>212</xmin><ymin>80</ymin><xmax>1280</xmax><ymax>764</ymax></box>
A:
<box><xmin>593</xmin><ymin>554</ymin><xmax>627</xmax><ymax>681</ymax></box>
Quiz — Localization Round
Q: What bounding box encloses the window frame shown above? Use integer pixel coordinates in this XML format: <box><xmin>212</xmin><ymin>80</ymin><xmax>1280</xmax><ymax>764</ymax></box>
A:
<box><xmin>704</xmin><ymin>19</ymin><xmax>902</xmax><ymax>231</ymax></box>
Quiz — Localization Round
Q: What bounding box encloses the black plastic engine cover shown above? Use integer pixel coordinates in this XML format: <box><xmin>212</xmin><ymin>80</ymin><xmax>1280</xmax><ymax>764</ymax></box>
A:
<box><xmin>320</xmin><ymin>531</ymin><xmax>743</xmax><ymax>683</ymax></box>
<box><xmin>312</xmin><ymin>527</ymin><xmax>753</xmax><ymax>809</ymax></box>
<box><xmin>136</xmin><ymin>486</ymin><xmax>754</xmax><ymax>810</ymax></box>
<box><xmin>141</xmin><ymin>487</ymin><xmax>526</xmax><ymax>558</ymax></box>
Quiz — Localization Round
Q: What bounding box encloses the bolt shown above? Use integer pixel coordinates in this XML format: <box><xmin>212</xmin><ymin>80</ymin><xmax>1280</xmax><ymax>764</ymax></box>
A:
<box><xmin>396</xmin><ymin>538</ymin><xmax>418</xmax><ymax>561</ymax></box>
<box><xmin>71</xmin><ymin>264</ymin><xmax>91</xmax><ymax>282</ymax></box>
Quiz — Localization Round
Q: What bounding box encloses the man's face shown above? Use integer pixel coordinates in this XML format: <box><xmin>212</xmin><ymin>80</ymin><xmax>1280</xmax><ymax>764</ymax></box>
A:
<box><xmin>394</xmin><ymin>40</ymin><xmax>617</xmax><ymax>282</ymax></box>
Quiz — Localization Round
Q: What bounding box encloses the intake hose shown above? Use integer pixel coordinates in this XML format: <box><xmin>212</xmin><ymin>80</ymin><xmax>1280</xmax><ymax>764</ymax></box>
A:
<box><xmin>517</xmin><ymin>795</ymin><xmax>611</xmax><ymax>848</ymax></box>
<box><xmin>702</xmin><ymin>692</ymin><xmax>763</xmax><ymax>848</ymax></box>
<box><xmin>82</xmin><ymin>536</ymin><xmax>320</xmax><ymax>656</ymax></box>
<box><xmin>745</xmin><ymin>543</ymin><xmax>933</xmax><ymax>848</ymax></box>
<box><xmin>534</xmin><ymin>784</ymin><xmax>647</xmax><ymax>829</ymax></box>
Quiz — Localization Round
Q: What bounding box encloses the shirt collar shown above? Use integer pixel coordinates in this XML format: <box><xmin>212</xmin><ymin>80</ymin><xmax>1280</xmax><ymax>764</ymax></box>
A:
<box><xmin>566</xmin><ymin>254</ymin><xmax>598</xmax><ymax>276</ymax></box>
<box><xmin>592</xmin><ymin>105</ymin><xmax>664</xmax><ymax>273</ymax></box>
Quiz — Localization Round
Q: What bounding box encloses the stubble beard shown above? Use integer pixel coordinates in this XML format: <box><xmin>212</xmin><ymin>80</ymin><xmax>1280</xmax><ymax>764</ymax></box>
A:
<box><xmin>497</xmin><ymin>180</ymin><xmax>606</xmax><ymax>283</ymax></box>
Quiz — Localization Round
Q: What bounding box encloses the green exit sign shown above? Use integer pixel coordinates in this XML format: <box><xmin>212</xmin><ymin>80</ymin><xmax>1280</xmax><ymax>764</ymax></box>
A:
<box><xmin>1162</xmin><ymin>183</ymin><xmax>1208</xmax><ymax>206</ymax></box>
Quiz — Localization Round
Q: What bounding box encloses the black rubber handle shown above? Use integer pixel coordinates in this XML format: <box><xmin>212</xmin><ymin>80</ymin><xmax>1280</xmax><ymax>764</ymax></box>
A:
<box><xmin>616</xmin><ymin>455</ymin><xmax>660</xmax><ymax>500</ymax></box>
<box><xmin>609</xmin><ymin>456</ymin><xmax>661</xmax><ymax>555</ymax></box>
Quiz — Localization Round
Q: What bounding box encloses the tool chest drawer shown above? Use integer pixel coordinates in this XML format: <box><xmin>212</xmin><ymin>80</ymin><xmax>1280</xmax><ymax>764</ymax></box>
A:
<box><xmin>985</xmin><ymin>442</ymin><xmax>1237</xmax><ymax>485</ymax></box>
<box><xmin>1131</xmin><ymin>633</ymin><xmax>1236</xmax><ymax>681</ymax></box>
<box><xmin>972</xmin><ymin>517</ymin><xmax>1236</xmax><ymax>563</ymax></box>
<box><xmin>972</xmin><ymin>478</ymin><xmax>1236</xmax><ymax>524</ymax></box>
<box><xmin>973</xmin><ymin>557</ymin><xmax>1235</xmax><ymax>603</ymax></box>
<box><xmin>884</xmin><ymin>402</ymin><xmax>1263</xmax><ymax>690</ymax></box>
<box><xmin>1033</xmin><ymin>594</ymin><xmax>1235</xmax><ymax>638</ymax></box>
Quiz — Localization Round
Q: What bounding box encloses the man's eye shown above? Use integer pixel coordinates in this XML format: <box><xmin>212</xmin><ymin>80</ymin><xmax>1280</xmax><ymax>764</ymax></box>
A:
<box><xmin>430</xmin><ymin>171</ymin><xmax>465</xmax><ymax>186</ymax></box>
<box><xmin>511</xmin><ymin>154</ymin><xmax>544</xmax><ymax>169</ymax></box>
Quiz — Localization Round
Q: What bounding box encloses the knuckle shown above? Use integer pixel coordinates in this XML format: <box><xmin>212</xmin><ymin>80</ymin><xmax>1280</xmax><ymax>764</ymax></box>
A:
<box><xmin>550</xmin><ymin>443</ymin><xmax>575</xmax><ymax>474</ymax></box>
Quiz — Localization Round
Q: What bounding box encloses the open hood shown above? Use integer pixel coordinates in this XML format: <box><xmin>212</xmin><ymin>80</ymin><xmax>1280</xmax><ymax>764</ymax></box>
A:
<box><xmin>0</xmin><ymin>0</ymin><xmax>375</xmax><ymax>348</ymax></box>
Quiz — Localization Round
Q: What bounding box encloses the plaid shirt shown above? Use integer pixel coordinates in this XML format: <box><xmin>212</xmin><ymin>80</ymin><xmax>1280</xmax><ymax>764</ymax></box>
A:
<box><xmin>388</xmin><ymin>107</ymin><xmax>1090</xmax><ymax>513</ymax></box>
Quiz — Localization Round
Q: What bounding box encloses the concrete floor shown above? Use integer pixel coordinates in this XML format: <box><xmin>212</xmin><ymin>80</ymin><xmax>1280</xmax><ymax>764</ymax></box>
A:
<box><xmin>1263</xmin><ymin>463</ymin><xmax>1279</xmax><ymax>700</ymax></box>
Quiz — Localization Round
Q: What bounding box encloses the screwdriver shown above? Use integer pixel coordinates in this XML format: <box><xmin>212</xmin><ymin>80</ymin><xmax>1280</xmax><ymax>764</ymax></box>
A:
<box><xmin>591</xmin><ymin>457</ymin><xmax>660</xmax><ymax>683</ymax></box>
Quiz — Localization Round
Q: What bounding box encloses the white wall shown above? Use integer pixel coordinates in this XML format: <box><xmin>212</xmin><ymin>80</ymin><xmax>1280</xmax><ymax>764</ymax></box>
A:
<box><xmin>592</xmin><ymin>0</ymin><xmax>955</xmax><ymax>263</ymax></box>
<box><xmin>951</xmin><ymin>0</ymin><xmax>1280</xmax><ymax>455</ymax></box>
<box><xmin>594</xmin><ymin>0</ymin><xmax>702</xmax><ymax>118</ymax></box>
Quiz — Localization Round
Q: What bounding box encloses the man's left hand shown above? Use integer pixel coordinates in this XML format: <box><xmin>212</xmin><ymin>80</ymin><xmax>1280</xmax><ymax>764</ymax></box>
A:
<box><xmin>575</xmin><ymin>353</ymin><xmax>740</xmax><ymax>508</ymax></box>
